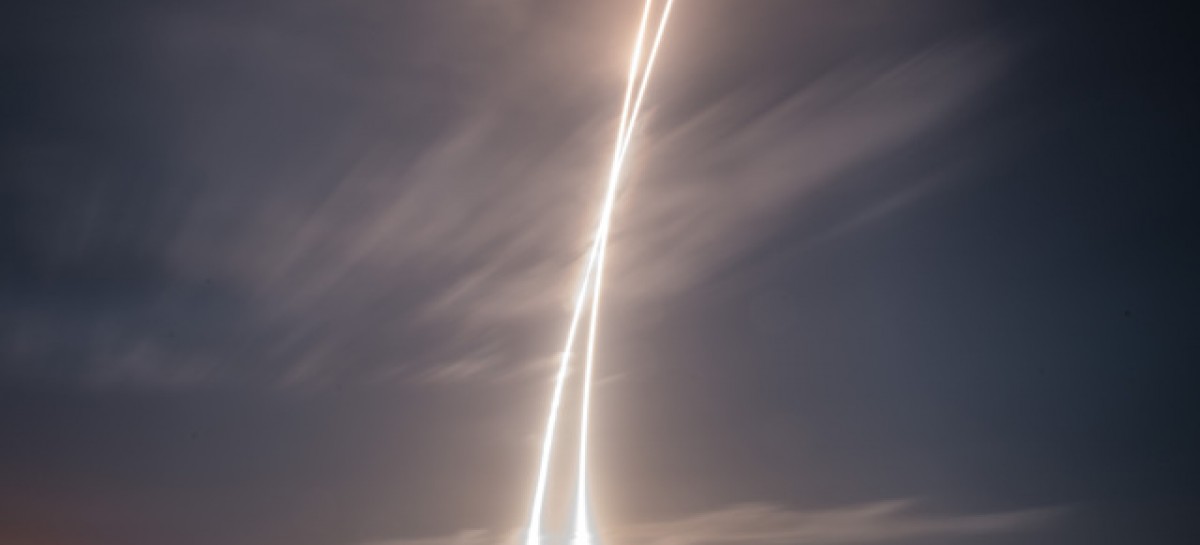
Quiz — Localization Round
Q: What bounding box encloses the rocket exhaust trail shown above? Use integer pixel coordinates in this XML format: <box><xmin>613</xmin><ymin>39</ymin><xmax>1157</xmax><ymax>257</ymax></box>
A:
<box><xmin>524</xmin><ymin>3</ymin><xmax>657</xmax><ymax>545</ymax></box>
<box><xmin>572</xmin><ymin>3</ymin><xmax>677</xmax><ymax>545</ymax></box>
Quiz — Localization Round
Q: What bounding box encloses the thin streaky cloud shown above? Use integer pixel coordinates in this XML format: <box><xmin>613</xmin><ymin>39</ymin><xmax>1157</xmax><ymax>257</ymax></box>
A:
<box><xmin>361</xmin><ymin>499</ymin><xmax>1061</xmax><ymax>545</ymax></box>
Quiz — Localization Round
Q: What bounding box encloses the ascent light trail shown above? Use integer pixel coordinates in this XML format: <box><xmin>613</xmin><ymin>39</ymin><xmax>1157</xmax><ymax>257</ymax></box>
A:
<box><xmin>572</xmin><ymin>3</ymin><xmax>677</xmax><ymax>545</ymax></box>
<box><xmin>523</xmin><ymin>3</ymin><xmax>656</xmax><ymax>545</ymax></box>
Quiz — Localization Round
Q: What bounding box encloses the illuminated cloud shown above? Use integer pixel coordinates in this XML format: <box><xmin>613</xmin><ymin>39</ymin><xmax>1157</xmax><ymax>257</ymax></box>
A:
<box><xmin>362</xmin><ymin>499</ymin><xmax>1060</xmax><ymax>545</ymax></box>
<box><xmin>0</xmin><ymin>2</ymin><xmax>1011</xmax><ymax>389</ymax></box>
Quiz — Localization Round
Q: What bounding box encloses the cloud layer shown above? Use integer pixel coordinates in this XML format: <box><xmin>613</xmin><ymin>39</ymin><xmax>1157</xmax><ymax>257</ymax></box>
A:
<box><xmin>364</xmin><ymin>499</ymin><xmax>1059</xmax><ymax>545</ymax></box>
<box><xmin>0</xmin><ymin>1</ymin><xmax>1010</xmax><ymax>390</ymax></box>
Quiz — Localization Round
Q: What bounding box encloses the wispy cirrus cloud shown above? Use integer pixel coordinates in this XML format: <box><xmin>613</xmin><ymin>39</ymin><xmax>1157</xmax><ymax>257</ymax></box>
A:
<box><xmin>0</xmin><ymin>1</ymin><xmax>1013</xmax><ymax>389</ymax></box>
<box><xmin>226</xmin><ymin>37</ymin><xmax>1008</xmax><ymax>388</ymax></box>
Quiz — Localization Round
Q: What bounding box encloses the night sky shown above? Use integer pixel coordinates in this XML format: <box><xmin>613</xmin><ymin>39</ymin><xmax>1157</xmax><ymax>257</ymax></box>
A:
<box><xmin>2</xmin><ymin>1</ymin><xmax>1198</xmax><ymax>544</ymax></box>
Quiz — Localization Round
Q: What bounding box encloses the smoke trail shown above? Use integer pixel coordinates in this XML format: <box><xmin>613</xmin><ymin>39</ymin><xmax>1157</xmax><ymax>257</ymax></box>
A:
<box><xmin>524</xmin><ymin>3</ymin><xmax>657</xmax><ymax>545</ymax></box>
<box><xmin>572</xmin><ymin>3</ymin><xmax>677</xmax><ymax>545</ymax></box>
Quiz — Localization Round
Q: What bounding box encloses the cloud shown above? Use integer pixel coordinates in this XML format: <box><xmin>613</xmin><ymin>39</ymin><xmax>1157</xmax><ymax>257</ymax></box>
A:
<box><xmin>361</xmin><ymin>499</ymin><xmax>1059</xmax><ymax>545</ymax></box>
<box><xmin>611</xmin><ymin>38</ymin><xmax>1010</xmax><ymax>303</ymax></box>
<box><xmin>615</xmin><ymin>500</ymin><xmax>1058</xmax><ymax>545</ymax></box>
<box><xmin>0</xmin><ymin>1</ymin><xmax>1013</xmax><ymax>389</ymax></box>
<box><xmin>363</xmin><ymin>530</ymin><xmax>495</xmax><ymax>545</ymax></box>
<box><xmin>335</xmin><ymin>36</ymin><xmax>1010</xmax><ymax>386</ymax></box>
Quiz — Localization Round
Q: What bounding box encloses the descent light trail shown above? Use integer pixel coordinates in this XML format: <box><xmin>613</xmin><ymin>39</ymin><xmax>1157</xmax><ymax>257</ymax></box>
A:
<box><xmin>523</xmin><ymin>3</ymin><xmax>657</xmax><ymax>545</ymax></box>
<box><xmin>572</xmin><ymin>3</ymin><xmax>677</xmax><ymax>545</ymax></box>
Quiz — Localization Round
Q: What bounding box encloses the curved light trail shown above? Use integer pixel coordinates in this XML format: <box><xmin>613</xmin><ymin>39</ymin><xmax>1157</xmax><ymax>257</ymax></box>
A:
<box><xmin>572</xmin><ymin>3</ymin><xmax>677</xmax><ymax>545</ymax></box>
<box><xmin>523</xmin><ymin>3</ymin><xmax>653</xmax><ymax>545</ymax></box>
<box><xmin>524</xmin><ymin>3</ymin><xmax>677</xmax><ymax>545</ymax></box>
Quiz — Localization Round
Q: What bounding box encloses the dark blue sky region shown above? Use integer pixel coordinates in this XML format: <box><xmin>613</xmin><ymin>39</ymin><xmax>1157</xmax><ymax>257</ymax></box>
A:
<box><xmin>1</xmin><ymin>1</ymin><xmax>1197</xmax><ymax>545</ymax></box>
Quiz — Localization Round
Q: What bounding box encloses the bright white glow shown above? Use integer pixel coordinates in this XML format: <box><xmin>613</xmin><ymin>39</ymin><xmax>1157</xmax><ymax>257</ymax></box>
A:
<box><xmin>572</xmin><ymin>3</ymin><xmax>677</xmax><ymax>545</ymax></box>
<box><xmin>524</xmin><ymin>3</ymin><xmax>657</xmax><ymax>545</ymax></box>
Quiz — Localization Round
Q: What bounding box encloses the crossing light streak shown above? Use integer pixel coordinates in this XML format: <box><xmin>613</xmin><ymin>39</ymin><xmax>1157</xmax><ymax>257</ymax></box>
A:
<box><xmin>572</xmin><ymin>3</ymin><xmax>676</xmax><ymax>545</ymax></box>
<box><xmin>523</xmin><ymin>2</ymin><xmax>678</xmax><ymax>545</ymax></box>
<box><xmin>523</xmin><ymin>3</ymin><xmax>655</xmax><ymax>545</ymax></box>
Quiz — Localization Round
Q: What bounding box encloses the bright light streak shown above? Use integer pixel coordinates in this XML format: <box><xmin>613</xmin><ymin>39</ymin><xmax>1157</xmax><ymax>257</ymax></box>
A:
<box><xmin>523</xmin><ymin>3</ymin><xmax>657</xmax><ymax>545</ymax></box>
<box><xmin>572</xmin><ymin>3</ymin><xmax>676</xmax><ymax>545</ymax></box>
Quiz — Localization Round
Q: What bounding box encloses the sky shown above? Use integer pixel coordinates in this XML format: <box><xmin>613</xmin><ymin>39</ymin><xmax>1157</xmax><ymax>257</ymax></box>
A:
<box><xmin>2</xmin><ymin>1</ymin><xmax>1198</xmax><ymax>544</ymax></box>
